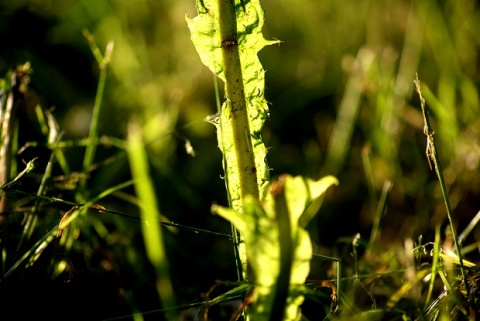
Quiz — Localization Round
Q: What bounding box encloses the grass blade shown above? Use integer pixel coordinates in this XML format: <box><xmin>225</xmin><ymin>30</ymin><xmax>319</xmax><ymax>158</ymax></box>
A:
<box><xmin>424</xmin><ymin>224</ymin><xmax>441</xmax><ymax>309</ymax></box>
<box><xmin>414</xmin><ymin>74</ymin><xmax>470</xmax><ymax>295</ymax></box>
<box><xmin>127</xmin><ymin>121</ymin><xmax>176</xmax><ymax>320</ymax></box>
<box><xmin>325</xmin><ymin>48</ymin><xmax>374</xmax><ymax>175</ymax></box>
<box><xmin>78</xmin><ymin>35</ymin><xmax>114</xmax><ymax>202</ymax></box>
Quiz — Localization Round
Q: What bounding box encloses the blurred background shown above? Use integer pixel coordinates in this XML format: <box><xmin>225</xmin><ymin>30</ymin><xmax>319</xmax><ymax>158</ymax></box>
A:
<box><xmin>1</xmin><ymin>0</ymin><xmax>479</xmax><ymax>320</ymax></box>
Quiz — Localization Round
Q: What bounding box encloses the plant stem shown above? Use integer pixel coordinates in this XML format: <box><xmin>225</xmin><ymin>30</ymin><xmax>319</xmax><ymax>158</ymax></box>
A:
<box><xmin>270</xmin><ymin>176</ymin><xmax>292</xmax><ymax>321</ymax></box>
<box><xmin>0</xmin><ymin>77</ymin><xmax>16</xmax><ymax>224</ymax></box>
<box><xmin>217</xmin><ymin>0</ymin><xmax>259</xmax><ymax>202</ymax></box>
<box><xmin>414</xmin><ymin>74</ymin><xmax>469</xmax><ymax>295</ymax></box>
<box><xmin>217</xmin><ymin>0</ymin><xmax>260</xmax><ymax>288</ymax></box>
<box><xmin>127</xmin><ymin>122</ymin><xmax>176</xmax><ymax>320</ymax></box>
<box><xmin>77</xmin><ymin>39</ymin><xmax>114</xmax><ymax>202</ymax></box>
<box><xmin>0</xmin><ymin>65</ymin><xmax>30</xmax><ymax>225</ymax></box>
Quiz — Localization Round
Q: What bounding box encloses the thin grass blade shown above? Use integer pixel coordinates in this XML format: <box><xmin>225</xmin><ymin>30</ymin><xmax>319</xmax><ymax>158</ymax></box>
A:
<box><xmin>127</xmin><ymin>121</ymin><xmax>176</xmax><ymax>320</ymax></box>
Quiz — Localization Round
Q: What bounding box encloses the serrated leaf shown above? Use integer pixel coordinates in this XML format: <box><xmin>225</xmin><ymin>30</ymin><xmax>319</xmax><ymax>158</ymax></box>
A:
<box><xmin>187</xmin><ymin>0</ymin><xmax>279</xmax><ymax>210</ymax></box>
<box><xmin>212</xmin><ymin>174</ymin><xmax>338</xmax><ymax>320</ymax></box>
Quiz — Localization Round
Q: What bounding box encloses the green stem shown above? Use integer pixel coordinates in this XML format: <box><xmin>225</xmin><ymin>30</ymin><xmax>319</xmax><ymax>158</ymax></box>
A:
<box><xmin>213</xmin><ymin>69</ymin><xmax>244</xmax><ymax>283</ymax></box>
<box><xmin>270</xmin><ymin>176</ymin><xmax>292</xmax><ymax>321</ymax></box>
<box><xmin>218</xmin><ymin>0</ymin><xmax>259</xmax><ymax>202</ymax></box>
<box><xmin>77</xmin><ymin>41</ymin><xmax>114</xmax><ymax>202</ymax></box>
<box><xmin>18</xmin><ymin>151</ymin><xmax>55</xmax><ymax>251</ymax></box>
<box><xmin>414</xmin><ymin>74</ymin><xmax>469</xmax><ymax>295</ymax></box>
<box><xmin>217</xmin><ymin>0</ymin><xmax>260</xmax><ymax>289</ymax></box>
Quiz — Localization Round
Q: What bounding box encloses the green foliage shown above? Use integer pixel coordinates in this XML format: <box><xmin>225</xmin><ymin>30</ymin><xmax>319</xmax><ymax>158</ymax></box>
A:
<box><xmin>187</xmin><ymin>2</ymin><xmax>341</xmax><ymax>319</ymax></box>
<box><xmin>187</xmin><ymin>0</ymin><xmax>281</xmax><ymax>289</ymax></box>
<box><xmin>212</xmin><ymin>175</ymin><xmax>338</xmax><ymax>320</ymax></box>
<box><xmin>77</xmin><ymin>34</ymin><xmax>114</xmax><ymax>202</ymax></box>
<box><xmin>1</xmin><ymin>0</ymin><xmax>480</xmax><ymax>320</ymax></box>
<box><xmin>127</xmin><ymin>121</ymin><xmax>176</xmax><ymax>319</ymax></box>
<box><xmin>187</xmin><ymin>0</ymin><xmax>279</xmax><ymax>210</ymax></box>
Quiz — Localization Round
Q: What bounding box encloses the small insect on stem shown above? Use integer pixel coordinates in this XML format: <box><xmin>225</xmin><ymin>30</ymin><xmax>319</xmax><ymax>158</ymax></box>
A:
<box><xmin>424</xmin><ymin>127</ymin><xmax>435</xmax><ymax>171</ymax></box>
<box><xmin>221</xmin><ymin>40</ymin><xmax>238</xmax><ymax>49</ymax></box>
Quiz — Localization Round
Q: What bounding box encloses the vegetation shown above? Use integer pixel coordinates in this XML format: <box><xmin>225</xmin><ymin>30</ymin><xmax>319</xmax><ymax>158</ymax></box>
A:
<box><xmin>1</xmin><ymin>0</ymin><xmax>480</xmax><ymax>320</ymax></box>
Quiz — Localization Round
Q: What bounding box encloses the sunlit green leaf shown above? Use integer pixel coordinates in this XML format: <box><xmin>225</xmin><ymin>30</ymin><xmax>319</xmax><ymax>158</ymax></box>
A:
<box><xmin>212</xmin><ymin>174</ymin><xmax>338</xmax><ymax>320</ymax></box>
<box><xmin>187</xmin><ymin>0</ymin><xmax>280</xmax><ymax>210</ymax></box>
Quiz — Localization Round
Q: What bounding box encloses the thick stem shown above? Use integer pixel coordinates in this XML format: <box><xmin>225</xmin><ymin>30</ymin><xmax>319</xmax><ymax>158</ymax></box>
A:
<box><xmin>270</xmin><ymin>176</ymin><xmax>292</xmax><ymax>321</ymax></box>
<box><xmin>218</xmin><ymin>0</ymin><xmax>259</xmax><ymax>202</ymax></box>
